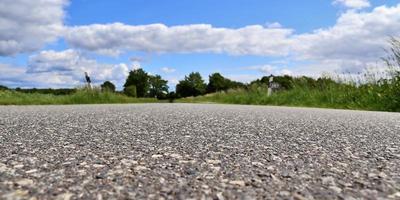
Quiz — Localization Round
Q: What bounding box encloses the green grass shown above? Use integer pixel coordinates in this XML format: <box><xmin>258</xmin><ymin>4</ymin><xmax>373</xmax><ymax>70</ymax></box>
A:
<box><xmin>177</xmin><ymin>75</ymin><xmax>400</xmax><ymax>112</ymax></box>
<box><xmin>0</xmin><ymin>89</ymin><xmax>159</xmax><ymax>105</ymax></box>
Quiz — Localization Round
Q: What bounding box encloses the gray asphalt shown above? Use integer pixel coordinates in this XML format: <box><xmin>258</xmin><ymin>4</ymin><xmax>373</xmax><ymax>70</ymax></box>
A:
<box><xmin>0</xmin><ymin>104</ymin><xmax>399</xmax><ymax>200</ymax></box>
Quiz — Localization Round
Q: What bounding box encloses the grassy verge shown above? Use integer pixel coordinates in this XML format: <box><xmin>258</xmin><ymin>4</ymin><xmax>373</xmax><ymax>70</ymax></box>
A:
<box><xmin>0</xmin><ymin>89</ymin><xmax>159</xmax><ymax>105</ymax></box>
<box><xmin>177</xmin><ymin>75</ymin><xmax>400</xmax><ymax>112</ymax></box>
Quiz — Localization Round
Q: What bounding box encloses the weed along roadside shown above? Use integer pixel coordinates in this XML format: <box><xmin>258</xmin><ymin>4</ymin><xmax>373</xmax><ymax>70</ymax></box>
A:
<box><xmin>0</xmin><ymin>89</ymin><xmax>159</xmax><ymax>105</ymax></box>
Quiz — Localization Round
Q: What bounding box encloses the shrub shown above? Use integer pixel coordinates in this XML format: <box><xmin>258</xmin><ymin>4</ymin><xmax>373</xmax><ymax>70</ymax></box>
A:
<box><xmin>0</xmin><ymin>85</ymin><xmax>8</xmax><ymax>91</ymax></box>
<box><xmin>124</xmin><ymin>85</ymin><xmax>137</xmax><ymax>97</ymax></box>
<box><xmin>101</xmin><ymin>81</ymin><xmax>116</xmax><ymax>92</ymax></box>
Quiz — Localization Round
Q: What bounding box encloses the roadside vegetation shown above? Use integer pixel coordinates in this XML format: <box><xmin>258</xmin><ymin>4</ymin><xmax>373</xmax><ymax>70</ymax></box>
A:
<box><xmin>177</xmin><ymin>73</ymin><xmax>400</xmax><ymax>112</ymax></box>
<box><xmin>0</xmin><ymin>88</ymin><xmax>158</xmax><ymax>105</ymax></box>
<box><xmin>1</xmin><ymin>38</ymin><xmax>399</xmax><ymax>111</ymax></box>
<box><xmin>0</xmin><ymin>68</ymin><xmax>169</xmax><ymax>105</ymax></box>
<box><xmin>177</xmin><ymin>38</ymin><xmax>400</xmax><ymax>112</ymax></box>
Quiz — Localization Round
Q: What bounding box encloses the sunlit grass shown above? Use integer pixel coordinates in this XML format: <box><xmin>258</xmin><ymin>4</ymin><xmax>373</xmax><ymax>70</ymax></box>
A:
<box><xmin>178</xmin><ymin>71</ymin><xmax>400</xmax><ymax>112</ymax></box>
<box><xmin>0</xmin><ymin>88</ymin><xmax>158</xmax><ymax>105</ymax></box>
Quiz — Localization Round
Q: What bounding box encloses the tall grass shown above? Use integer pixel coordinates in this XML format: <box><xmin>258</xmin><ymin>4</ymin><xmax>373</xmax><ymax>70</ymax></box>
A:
<box><xmin>178</xmin><ymin>71</ymin><xmax>400</xmax><ymax>112</ymax></box>
<box><xmin>0</xmin><ymin>88</ymin><xmax>158</xmax><ymax>105</ymax></box>
<box><xmin>179</xmin><ymin>38</ymin><xmax>400</xmax><ymax>112</ymax></box>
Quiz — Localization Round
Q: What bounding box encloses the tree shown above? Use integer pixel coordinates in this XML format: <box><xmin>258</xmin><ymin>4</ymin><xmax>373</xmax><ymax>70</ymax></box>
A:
<box><xmin>176</xmin><ymin>72</ymin><xmax>207</xmax><ymax>97</ymax></box>
<box><xmin>124</xmin><ymin>85</ymin><xmax>137</xmax><ymax>97</ymax></box>
<box><xmin>167</xmin><ymin>92</ymin><xmax>177</xmax><ymax>103</ymax></box>
<box><xmin>149</xmin><ymin>75</ymin><xmax>169</xmax><ymax>98</ymax></box>
<box><xmin>0</xmin><ymin>85</ymin><xmax>8</xmax><ymax>91</ymax></box>
<box><xmin>123</xmin><ymin>69</ymin><xmax>150</xmax><ymax>97</ymax></box>
<box><xmin>101</xmin><ymin>81</ymin><xmax>116</xmax><ymax>92</ymax></box>
<box><xmin>229</xmin><ymin>80</ymin><xmax>246</xmax><ymax>89</ymax></box>
<box><xmin>207</xmin><ymin>73</ymin><xmax>229</xmax><ymax>93</ymax></box>
<box><xmin>207</xmin><ymin>73</ymin><xmax>245</xmax><ymax>93</ymax></box>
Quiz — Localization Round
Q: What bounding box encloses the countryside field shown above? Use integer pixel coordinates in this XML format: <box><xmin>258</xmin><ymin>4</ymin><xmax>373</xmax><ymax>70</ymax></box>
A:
<box><xmin>0</xmin><ymin>89</ymin><xmax>158</xmax><ymax>105</ymax></box>
<box><xmin>177</xmin><ymin>73</ymin><xmax>400</xmax><ymax>112</ymax></box>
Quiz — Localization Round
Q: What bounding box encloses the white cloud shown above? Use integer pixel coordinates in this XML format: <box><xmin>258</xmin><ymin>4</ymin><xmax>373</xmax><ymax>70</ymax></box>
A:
<box><xmin>111</xmin><ymin>63</ymin><xmax>130</xmax><ymax>81</ymax></box>
<box><xmin>65</xmin><ymin>23</ymin><xmax>294</xmax><ymax>56</ymax></box>
<box><xmin>0</xmin><ymin>0</ymin><xmax>68</xmax><ymax>56</ymax></box>
<box><xmin>168</xmin><ymin>78</ymin><xmax>179</xmax><ymax>85</ymax></box>
<box><xmin>225</xmin><ymin>74</ymin><xmax>261</xmax><ymax>83</ymax></box>
<box><xmin>295</xmin><ymin>5</ymin><xmax>400</xmax><ymax>60</ymax></box>
<box><xmin>27</xmin><ymin>49</ymin><xmax>82</xmax><ymax>73</ymax></box>
<box><xmin>161</xmin><ymin>67</ymin><xmax>176</xmax><ymax>73</ymax></box>
<box><xmin>63</xmin><ymin>4</ymin><xmax>400</xmax><ymax>75</ymax></box>
<box><xmin>131</xmin><ymin>61</ymin><xmax>142</xmax><ymax>70</ymax></box>
<box><xmin>266</xmin><ymin>22</ymin><xmax>283</xmax><ymax>29</ymax></box>
<box><xmin>0</xmin><ymin>63</ymin><xmax>79</xmax><ymax>88</ymax></box>
<box><xmin>244</xmin><ymin>65</ymin><xmax>293</xmax><ymax>76</ymax></box>
<box><xmin>292</xmin><ymin>4</ymin><xmax>400</xmax><ymax>73</ymax></box>
<box><xmin>19</xmin><ymin>49</ymin><xmax>131</xmax><ymax>86</ymax></box>
<box><xmin>333</xmin><ymin>0</ymin><xmax>371</xmax><ymax>9</ymax></box>
<box><xmin>245</xmin><ymin>65</ymin><xmax>275</xmax><ymax>74</ymax></box>
<box><xmin>278</xmin><ymin>69</ymin><xmax>293</xmax><ymax>76</ymax></box>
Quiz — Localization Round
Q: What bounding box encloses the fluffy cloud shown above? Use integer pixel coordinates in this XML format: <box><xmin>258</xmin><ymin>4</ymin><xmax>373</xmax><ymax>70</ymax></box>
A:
<box><xmin>292</xmin><ymin>4</ymin><xmax>400</xmax><ymax>73</ymax></box>
<box><xmin>244</xmin><ymin>65</ymin><xmax>293</xmax><ymax>76</ymax></box>
<box><xmin>0</xmin><ymin>0</ymin><xmax>68</xmax><ymax>56</ymax></box>
<box><xmin>333</xmin><ymin>0</ymin><xmax>371</xmax><ymax>9</ymax></box>
<box><xmin>161</xmin><ymin>67</ymin><xmax>176</xmax><ymax>73</ymax></box>
<box><xmin>65</xmin><ymin>23</ymin><xmax>294</xmax><ymax>56</ymax></box>
<box><xmin>28</xmin><ymin>50</ymin><xmax>131</xmax><ymax>85</ymax></box>
<box><xmin>225</xmin><ymin>74</ymin><xmax>262</xmax><ymax>83</ymax></box>
<box><xmin>64</xmin><ymin>4</ymin><xmax>400</xmax><ymax>74</ymax></box>
<box><xmin>245</xmin><ymin>65</ymin><xmax>275</xmax><ymax>74</ymax></box>
<box><xmin>27</xmin><ymin>49</ymin><xmax>82</xmax><ymax>73</ymax></box>
<box><xmin>295</xmin><ymin>5</ymin><xmax>400</xmax><ymax>60</ymax></box>
<box><xmin>0</xmin><ymin>49</ymin><xmax>133</xmax><ymax>88</ymax></box>
<box><xmin>0</xmin><ymin>63</ymin><xmax>79</xmax><ymax>88</ymax></box>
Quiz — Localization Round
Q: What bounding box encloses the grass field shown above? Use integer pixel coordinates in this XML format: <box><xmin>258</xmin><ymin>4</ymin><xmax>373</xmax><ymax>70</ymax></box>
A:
<box><xmin>0</xmin><ymin>89</ymin><xmax>158</xmax><ymax>105</ymax></box>
<box><xmin>177</xmin><ymin>73</ymin><xmax>400</xmax><ymax>112</ymax></box>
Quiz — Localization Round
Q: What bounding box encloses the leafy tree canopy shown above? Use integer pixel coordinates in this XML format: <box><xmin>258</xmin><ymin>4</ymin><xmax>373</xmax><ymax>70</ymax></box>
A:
<box><xmin>207</xmin><ymin>73</ymin><xmax>245</xmax><ymax>93</ymax></box>
<box><xmin>176</xmin><ymin>72</ymin><xmax>207</xmax><ymax>97</ymax></box>
<box><xmin>101</xmin><ymin>81</ymin><xmax>116</xmax><ymax>92</ymax></box>
<box><xmin>149</xmin><ymin>75</ymin><xmax>169</xmax><ymax>98</ymax></box>
<box><xmin>0</xmin><ymin>85</ymin><xmax>9</xmax><ymax>91</ymax></box>
<box><xmin>123</xmin><ymin>68</ymin><xmax>150</xmax><ymax>97</ymax></box>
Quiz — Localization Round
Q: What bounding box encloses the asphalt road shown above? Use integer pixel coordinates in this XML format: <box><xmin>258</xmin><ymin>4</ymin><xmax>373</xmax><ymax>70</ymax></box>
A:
<box><xmin>0</xmin><ymin>104</ymin><xmax>399</xmax><ymax>200</ymax></box>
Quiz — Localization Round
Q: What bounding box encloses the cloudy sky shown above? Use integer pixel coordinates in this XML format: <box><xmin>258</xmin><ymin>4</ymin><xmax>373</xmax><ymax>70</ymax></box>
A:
<box><xmin>0</xmin><ymin>0</ymin><xmax>399</xmax><ymax>89</ymax></box>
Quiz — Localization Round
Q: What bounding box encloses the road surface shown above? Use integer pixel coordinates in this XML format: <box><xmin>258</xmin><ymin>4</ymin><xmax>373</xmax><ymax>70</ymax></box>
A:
<box><xmin>0</xmin><ymin>104</ymin><xmax>399</xmax><ymax>199</ymax></box>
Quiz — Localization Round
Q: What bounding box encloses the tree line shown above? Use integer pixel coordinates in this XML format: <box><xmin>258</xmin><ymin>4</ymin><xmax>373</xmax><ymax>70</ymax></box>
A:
<box><xmin>118</xmin><ymin>68</ymin><xmax>336</xmax><ymax>99</ymax></box>
<box><xmin>0</xmin><ymin>69</ymin><xmax>343</xmax><ymax>100</ymax></box>
<box><xmin>117</xmin><ymin>69</ymin><xmax>247</xmax><ymax>99</ymax></box>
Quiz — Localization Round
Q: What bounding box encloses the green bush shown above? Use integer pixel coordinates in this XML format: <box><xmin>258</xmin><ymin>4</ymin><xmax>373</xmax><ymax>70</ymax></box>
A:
<box><xmin>177</xmin><ymin>71</ymin><xmax>400</xmax><ymax>112</ymax></box>
<box><xmin>124</xmin><ymin>69</ymin><xmax>149</xmax><ymax>97</ymax></box>
<box><xmin>124</xmin><ymin>85</ymin><xmax>137</xmax><ymax>97</ymax></box>
<box><xmin>101</xmin><ymin>81</ymin><xmax>116</xmax><ymax>92</ymax></box>
<box><xmin>0</xmin><ymin>85</ymin><xmax>8</xmax><ymax>91</ymax></box>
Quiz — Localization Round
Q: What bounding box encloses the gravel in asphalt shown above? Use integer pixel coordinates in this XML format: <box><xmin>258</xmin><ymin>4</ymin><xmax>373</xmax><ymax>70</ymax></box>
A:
<box><xmin>0</xmin><ymin>104</ymin><xmax>399</xmax><ymax>199</ymax></box>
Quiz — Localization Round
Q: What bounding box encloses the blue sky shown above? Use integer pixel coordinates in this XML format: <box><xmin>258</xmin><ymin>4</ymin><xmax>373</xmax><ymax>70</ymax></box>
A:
<box><xmin>66</xmin><ymin>0</ymin><xmax>337</xmax><ymax>31</ymax></box>
<box><xmin>0</xmin><ymin>0</ymin><xmax>399</xmax><ymax>89</ymax></box>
